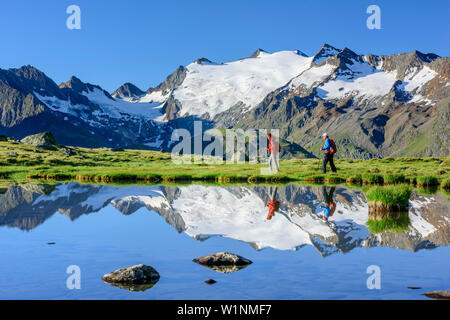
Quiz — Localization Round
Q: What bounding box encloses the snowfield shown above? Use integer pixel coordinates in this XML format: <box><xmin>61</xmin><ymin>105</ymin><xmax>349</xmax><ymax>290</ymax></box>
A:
<box><xmin>35</xmin><ymin>48</ymin><xmax>440</xmax><ymax>123</ymax></box>
<box><xmin>35</xmin><ymin>87</ymin><xmax>165</xmax><ymax>122</ymax></box>
<box><xmin>173</xmin><ymin>50</ymin><xmax>312</xmax><ymax>118</ymax></box>
<box><xmin>83</xmin><ymin>88</ymin><xmax>165</xmax><ymax>120</ymax></box>
<box><xmin>318</xmin><ymin>70</ymin><xmax>398</xmax><ymax>100</ymax></box>
<box><xmin>289</xmin><ymin>62</ymin><xmax>334</xmax><ymax>89</ymax></box>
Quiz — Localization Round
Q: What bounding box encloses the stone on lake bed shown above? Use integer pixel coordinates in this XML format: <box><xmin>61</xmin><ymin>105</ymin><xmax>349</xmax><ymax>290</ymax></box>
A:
<box><xmin>205</xmin><ymin>279</ymin><xmax>217</xmax><ymax>285</ymax></box>
<box><xmin>102</xmin><ymin>264</ymin><xmax>160</xmax><ymax>291</ymax></box>
<box><xmin>193</xmin><ymin>252</ymin><xmax>252</xmax><ymax>273</ymax></box>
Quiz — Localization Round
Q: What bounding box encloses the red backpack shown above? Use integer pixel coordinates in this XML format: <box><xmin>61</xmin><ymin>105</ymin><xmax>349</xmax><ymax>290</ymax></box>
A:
<box><xmin>329</xmin><ymin>139</ymin><xmax>337</xmax><ymax>154</ymax></box>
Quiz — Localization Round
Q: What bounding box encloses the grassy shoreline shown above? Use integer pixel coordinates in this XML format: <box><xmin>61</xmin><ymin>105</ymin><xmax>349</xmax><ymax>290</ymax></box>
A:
<box><xmin>1</xmin><ymin>140</ymin><xmax>449</xmax><ymax>189</ymax></box>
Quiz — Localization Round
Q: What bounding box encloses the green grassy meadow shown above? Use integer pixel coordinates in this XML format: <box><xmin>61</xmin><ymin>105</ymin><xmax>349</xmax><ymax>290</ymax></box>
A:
<box><xmin>1</xmin><ymin>140</ymin><xmax>449</xmax><ymax>190</ymax></box>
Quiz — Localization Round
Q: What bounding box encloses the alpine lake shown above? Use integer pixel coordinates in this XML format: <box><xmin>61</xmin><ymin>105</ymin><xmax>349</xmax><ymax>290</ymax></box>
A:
<box><xmin>0</xmin><ymin>182</ymin><xmax>448</xmax><ymax>300</ymax></box>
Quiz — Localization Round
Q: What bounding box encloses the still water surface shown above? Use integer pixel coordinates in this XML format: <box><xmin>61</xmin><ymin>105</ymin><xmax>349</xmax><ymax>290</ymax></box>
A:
<box><xmin>0</xmin><ymin>183</ymin><xmax>448</xmax><ymax>299</ymax></box>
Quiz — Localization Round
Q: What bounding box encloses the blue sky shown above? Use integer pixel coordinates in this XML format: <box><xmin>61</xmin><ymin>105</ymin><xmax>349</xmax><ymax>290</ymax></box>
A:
<box><xmin>0</xmin><ymin>0</ymin><xmax>448</xmax><ymax>92</ymax></box>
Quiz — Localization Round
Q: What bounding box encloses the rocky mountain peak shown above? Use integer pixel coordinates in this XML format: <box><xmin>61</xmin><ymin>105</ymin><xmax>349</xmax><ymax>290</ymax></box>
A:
<box><xmin>11</xmin><ymin>65</ymin><xmax>47</xmax><ymax>81</ymax></box>
<box><xmin>313</xmin><ymin>43</ymin><xmax>341</xmax><ymax>64</ymax></box>
<box><xmin>6</xmin><ymin>65</ymin><xmax>63</xmax><ymax>98</ymax></box>
<box><xmin>59</xmin><ymin>76</ymin><xmax>114</xmax><ymax>100</ymax></box>
<box><xmin>146</xmin><ymin>65</ymin><xmax>187</xmax><ymax>95</ymax></box>
<box><xmin>249</xmin><ymin>48</ymin><xmax>267</xmax><ymax>58</ymax></box>
<box><xmin>112</xmin><ymin>82</ymin><xmax>145</xmax><ymax>99</ymax></box>
<box><xmin>194</xmin><ymin>57</ymin><xmax>213</xmax><ymax>65</ymax></box>
<box><xmin>59</xmin><ymin>76</ymin><xmax>86</xmax><ymax>92</ymax></box>
<box><xmin>413</xmin><ymin>50</ymin><xmax>440</xmax><ymax>63</ymax></box>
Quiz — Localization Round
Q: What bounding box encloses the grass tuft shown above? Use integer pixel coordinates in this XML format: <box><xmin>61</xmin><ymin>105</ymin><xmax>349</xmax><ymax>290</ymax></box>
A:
<box><xmin>383</xmin><ymin>174</ymin><xmax>405</xmax><ymax>184</ymax></box>
<box><xmin>366</xmin><ymin>216</ymin><xmax>410</xmax><ymax>234</ymax></box>
<box><xmin>366</xmin><ymin>185</ymin><xmax>411</xmax><ymax>207</ymax></box>
<box><xmin>362</xmin><ymin>174</ymin><xmax>384</xmax><ymax>185</ymax></box>
<box><xmin>441</xmin><ymin>178</ymin><xmax>450</xmax><ymax>189</ymax></box>
<box><xmin>416</xmin><ymin>176</ymin><xmax>439</xmax><ymax>187</ymax></box>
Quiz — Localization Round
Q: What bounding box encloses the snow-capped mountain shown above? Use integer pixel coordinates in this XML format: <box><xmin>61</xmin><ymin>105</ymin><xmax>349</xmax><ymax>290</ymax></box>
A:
<box><xmin>1</xmin><ymin>183</ymin><xmax>448</xmax><ymax>256</ymax></box>
<box><xmin>0</xmin><ymin>67</ymin><xmax>165</xmax><ymax>147</ymax></box>
<box><xmin>0</xmin><ymin>44</ymin><xmax>448</xmax><ymax>156</ymax></box>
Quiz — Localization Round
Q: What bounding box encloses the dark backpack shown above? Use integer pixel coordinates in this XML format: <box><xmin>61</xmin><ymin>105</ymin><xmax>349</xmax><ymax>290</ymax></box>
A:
<box><xmin>329</xmin><ymin>139</ymin><xmax>337</xmax><ymax>154</ymax></box>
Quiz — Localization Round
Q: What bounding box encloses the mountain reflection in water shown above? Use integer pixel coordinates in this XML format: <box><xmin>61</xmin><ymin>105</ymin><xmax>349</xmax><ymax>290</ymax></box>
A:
<box><xmin>0</xmin><ymin>183</ymin><xmax>448</xmax><ymax>257</ymax></box>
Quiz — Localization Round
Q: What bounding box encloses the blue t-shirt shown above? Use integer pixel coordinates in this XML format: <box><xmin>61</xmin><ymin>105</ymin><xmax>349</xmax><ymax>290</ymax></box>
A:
<box><xmin>322</xmin><ymin>138</ymin><xmax>331</xmax><ymax>152</ymax></box>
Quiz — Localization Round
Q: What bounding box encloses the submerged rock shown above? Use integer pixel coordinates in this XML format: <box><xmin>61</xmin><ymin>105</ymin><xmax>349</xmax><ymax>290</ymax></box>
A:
<box><xmin>102</xmin><ymin>264</ymin><xmax>160</xmax><ymax>291</ymax></box>
<box><xmin>205</xmin><ymin>279</ymin><xmax>217</xmax><ymax>285</ymax></box>
<box><xmin>423</xmin><ymin>290</ymin><xmax>450</xmax><ymax>300</ymax></box>
<box><xmin>193</xmin><ymin>252</ymin><xmax>252</xmax><ymax>273</ymax></box>
<box><xmin>21</xmin><ymin>132</ymin><xmax>57</xmax><ymax>150</ymax></box>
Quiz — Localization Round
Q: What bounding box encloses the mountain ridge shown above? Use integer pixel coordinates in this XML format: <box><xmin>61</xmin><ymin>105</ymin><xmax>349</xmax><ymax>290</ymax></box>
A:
<box><xmin>0</xmin><ymin>44</ymin><xmax>448</xmax><ymax>158</ymax></box>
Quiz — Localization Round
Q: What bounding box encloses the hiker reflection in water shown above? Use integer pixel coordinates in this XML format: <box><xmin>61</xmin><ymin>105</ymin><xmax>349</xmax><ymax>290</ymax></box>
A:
<box><xmin>319</xmin><ymin>186</ymin><xmax>336</xmax><ymax>221</ymax></box>
<box><xmin>265</xmin><ymin>186</ymin><xmax>280</xmax><ymax>220</ymax></box>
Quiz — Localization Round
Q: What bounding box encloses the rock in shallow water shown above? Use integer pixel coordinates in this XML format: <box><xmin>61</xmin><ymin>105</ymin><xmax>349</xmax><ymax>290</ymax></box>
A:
<box><xmin>102</xmin><ymin>264</ymin><xmax>160</xmax><ymax>291</ymax></box>
<box><xmin>193</xmin><ymin>252</ymin><xmax>252</xmax><ymax>273</ymax></box>
<box><xmin>423</xmin><ymin>290</ymin><xmax>450</xmax><ymax>300</ymax></box>
<box><xmin>205</xmin><ymin>279</ymin><xmax>217</xmax><ymax>285</ymax></box>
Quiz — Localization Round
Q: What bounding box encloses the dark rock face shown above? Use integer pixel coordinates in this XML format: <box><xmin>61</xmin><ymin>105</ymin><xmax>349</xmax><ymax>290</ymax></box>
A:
<box><xmin>146</xmin><ymin>65</ymin><xmax>187</xmax><ymax>97</ymax></box>
<box><xmin>21</xmin><ymin>132</ymin><xmax>57</xmax><ymax>150</ymax></box>
<box><xmin>0</xmin><ymin>135</ymin><xmax>7</xmax><ymax>141</ymax></box>
<box><xmin>112</xmin><ymin>82</ymin><xmax>145</xmax><ymax>99</ymax></box>
<box><xmin>312</xmin><ymin>43</ymin><xmax>340</xmax><ymax>64</ymax></box>
<box><xmin>249</xmin><ymin>48</ymin><xmax>267</xmax><ymax>58</ymax></box>
<box><xmin>194</xmin><ymin>58</ymin><xmax>213</xmax><ymax>65</ymax></box>
<box><xmin>59</xmin><ymin>76</ymin><xmax>114</xmax><ymax>100</ymax></box>
<box><xmin>102</xmin><ymin>264</ymin><xmax>160</xmax><ymax>291</ymax></box>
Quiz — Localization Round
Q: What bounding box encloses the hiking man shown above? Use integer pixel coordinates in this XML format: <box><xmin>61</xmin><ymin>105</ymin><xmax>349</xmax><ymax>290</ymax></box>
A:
<box><xmin>267</xmin><ymin>133</ymin><xmax>281</xmax><ymax>173</ymax></box>
<box><xmin>318</xmin><ymin>186</ymin><xmax>336</xmax><ymax>221</ymax></box>
<box><xmin>321</xmin><ymin>133</ymin><xmax>337</xmax><ymax>174</ymax></box>
<box><xmin>265</xmin><ymin>186</ymin><xmax>280</xmax><ymax>220</ymax></box>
